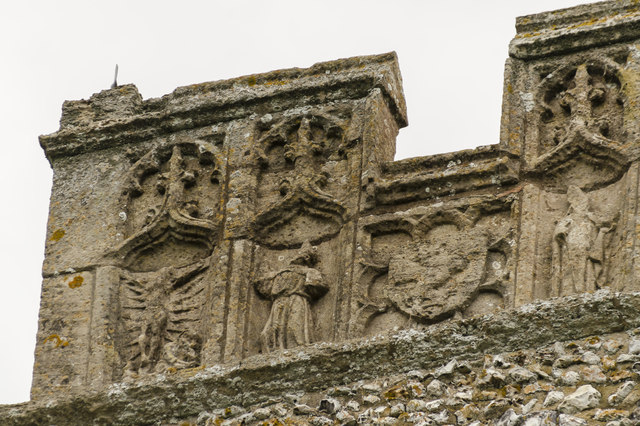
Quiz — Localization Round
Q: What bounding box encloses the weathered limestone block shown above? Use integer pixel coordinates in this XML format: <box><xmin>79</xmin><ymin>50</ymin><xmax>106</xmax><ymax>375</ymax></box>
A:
<box><xmin>31</xmin><ymin>271</ymin><xmax>94</xmax><ymax>398</ymax></box>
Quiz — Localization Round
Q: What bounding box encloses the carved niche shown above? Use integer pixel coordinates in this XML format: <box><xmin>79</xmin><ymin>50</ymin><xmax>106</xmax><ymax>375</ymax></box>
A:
<box><xmin>107</xmin><ymin>140</ymin><xmax>224</xmax><ymax>377</ymax></box>
<box><xmin>251</xmin><ymin>110</ymin><xmax>349</xmax><ymax>249</ymax></box>
<box><xmin>519</xmin><ymin>54</ymin><xmax>637</xmax><ymax>301</ymax></box>
<box><xmin>531</xmin><ymin>58</ymin><xmax>629</xmax><ymax>191</ymax></box>
<box><xmin>245</xmin><ymin>108</ymin><xmax>360</xmax><ymax>354</ymax></box>
<box><xmin>353</xmin><ymin>201</ymin><xmax>514</xmax><ymax>337</ymax></box>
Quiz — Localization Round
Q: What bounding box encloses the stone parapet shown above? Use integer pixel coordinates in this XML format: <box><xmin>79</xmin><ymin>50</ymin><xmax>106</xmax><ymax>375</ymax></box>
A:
<box><xmin>14</xmin><ymin>1</ymin><xmax>640</xmax><ymax>422</ymax></box>
<box><xmin>40</xmin><ymin>53</ymin><xmax>407</xmax><ymax>162</ymax></box>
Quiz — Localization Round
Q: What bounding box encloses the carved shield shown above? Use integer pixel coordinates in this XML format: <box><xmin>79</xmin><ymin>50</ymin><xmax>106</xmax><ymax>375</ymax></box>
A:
<box><xmin>387</xmin><ymin>222</ymin><xmax>488</xmax><ymax>321</ymax></box>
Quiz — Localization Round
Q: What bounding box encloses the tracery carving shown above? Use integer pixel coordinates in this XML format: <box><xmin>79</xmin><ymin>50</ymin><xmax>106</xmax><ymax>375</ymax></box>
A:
<box><xmin>252</xmin><ymin>112</ymin><xmax>348</xmax><ymax>248</ymax></box>
<box><xmin>253</xmin><ymin>241</ymin><xmax>328</xmax><ymax>353</ymax></box>
<box><xmin>112</xmin><ymin>142</ymin><xmax>223</xmax><ymax>270</ymax></box>
<box><xmin>253</xmin><ymin>111</ymin><xmax>350</xmax><ymax>168</ymax></box>
<box><xmin>538</xmin><ymin>60</ymin><xmax>625</xmax><ymax>153</ymax></box>
<box><xmin>531</xmin><ymin>60</ymin><xmax>630</xmax><ymax>191</ymax></box>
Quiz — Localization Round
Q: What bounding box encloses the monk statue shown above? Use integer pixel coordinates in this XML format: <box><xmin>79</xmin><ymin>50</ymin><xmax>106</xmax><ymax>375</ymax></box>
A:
<box><xmin>254</xmin><ymin>241</ymin><xmax>328</xmax><ymax>353</ymax></box>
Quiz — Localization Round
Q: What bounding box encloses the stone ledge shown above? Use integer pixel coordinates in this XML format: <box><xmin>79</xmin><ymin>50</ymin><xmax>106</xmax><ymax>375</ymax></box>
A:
<box><xmin>39</xmin><ymin>52</ymin><xmax>407</xmax><ymax>161</ymax></box>
<box><xmin>372</xmin><ymin>144</ymin><xmax>519</xmax><ymax>208</ymax></box>
<box><xmin>509</xmin><ymin>0</ymin><xmax>640</xmax><ymax>59</ymax></box>
<box><xmin>3</xmin><ymin>290</ymin><xmax>639</xmax><ymax>425</ymax></box>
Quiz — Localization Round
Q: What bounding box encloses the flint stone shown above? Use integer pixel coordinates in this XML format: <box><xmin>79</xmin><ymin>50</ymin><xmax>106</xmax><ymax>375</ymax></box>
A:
<box><xmin>558</xmin><ymin>385</ymin><xmax>601</xmax><ymax>414</ymax></box>
<box><xmin>557</xmin><ymin>414</ymin><xmax>588</xmax><ymax>426</ymax></box>
<box><xmin>434</xmin><ymin>359</ymin><xmax>457</xmax><ymax>378</ymax></box>
<box><xmin>608</xmin><ymin>381</ymin><xmax>636</xmax><ymax>405</ymax></box>
<box><xmin>427</xmin><ymin>379</ymin><xmax>447</xmax><ymax>397</ymax></box>
<box><xmin>508</xmin><ymin>366</ymin><xmax>537</xmax><ymax>383</ymax></box>
<box><xmin>543</xmin><ymin>391</ymin><xmax>565</xmax><ymax>407</ymax></box>
<box><xmin>628</xmin><ymin>339</ymin><xmax>640</xmax><ymax>355</ymax></box>
<box><xmin>520</xmin><ymin>410</ymin><xmax>558</xmax><ymax>425</ymax></box>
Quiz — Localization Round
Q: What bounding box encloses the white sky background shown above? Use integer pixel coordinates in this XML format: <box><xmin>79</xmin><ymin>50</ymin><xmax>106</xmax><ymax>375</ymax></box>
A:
<box><xmin>0</xmin><ymin>0</ymin><xmax>601</xmax><ymax>404</ymax></box>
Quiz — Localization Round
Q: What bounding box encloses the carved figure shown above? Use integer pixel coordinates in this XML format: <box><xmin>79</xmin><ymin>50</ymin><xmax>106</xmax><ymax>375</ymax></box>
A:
<box><xmin>254</xmin><ymin>241</ymin><xmax>328</xmax><ymax>353</ymax></box>
<box><xmin>551</xmin><ymin>185</ymin><xmax>614</xmax><ymax>296</ymax></box>
<box><xmin>122</xmin><ymin>259</ymin><xmax>207</xmax><ymax>376</ymax></box>
<box><xmin>155</xmin><ymin>331</ymin><xmax>202</xmax><ymax>372</ymax></box>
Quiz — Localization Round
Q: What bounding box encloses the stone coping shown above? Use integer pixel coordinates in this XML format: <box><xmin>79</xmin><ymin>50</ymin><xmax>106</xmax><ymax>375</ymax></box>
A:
<box><xmin>2</xmin><ymin>290</ymin><xmax>639</xmax><ymax>425</ymax></box>
<box><xmin>372</xmin><ymin>144</ymin><xmax>519</xmax><ymax>208</ymax></box>
<box><xmin>510</xmin><ymin>0</ymin><xmax>640</xmax><ymax>59</ymax></box>
<box><xmin>380</xmin><ymin>144</ymin><xmax>515</xmax><ymax>175</ymax></box>
<box><xmin>39</xmin><ymin>52</ymin><xmax>407</xmax><ymax>162</ymax></box>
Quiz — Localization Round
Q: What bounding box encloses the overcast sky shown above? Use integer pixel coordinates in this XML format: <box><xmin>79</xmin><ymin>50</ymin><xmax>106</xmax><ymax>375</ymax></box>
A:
<box><xmin>0</xmin><ymin>0</ymin><xmax>601</xmax><ymax>404</ymax></box>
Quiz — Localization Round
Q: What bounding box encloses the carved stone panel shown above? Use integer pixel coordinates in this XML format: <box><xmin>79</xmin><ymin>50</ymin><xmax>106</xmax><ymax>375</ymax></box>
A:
<box><xmin>506</xmin><ymin>45</ymin><xmax>640</xmax><ymax>305</ymax></box>
<box><xmin>514</xmin><ymin>163</ymin><xmax>634</xmax><ymax>305</ymax></box>
<box><xmin>353</xmin><ymin>198</ymin><xmax>515</xmax><ymax>337</ymax></box>
<box><xmin>537</xmin><ymin>60</ymin><xmax>626</xmax><ymax>157</ymax></box>
<box><xmin>99</xmin><ymin>140</ymin><xmax>226</xmax><ymax>378</ymax></box>
<box><xmin>252</xmin><ymin>110</ymin><xmax>350</xmax><ymax>249</ymax></box>
<box><xmin>528</xmin><ymin>58</ymin><xmax>631</xmax><ymax>192</ymax></box>
<box><xmin>110</xmin><ymin>141</ymin><xmax>224</xmax><ymax>270</ymax></box>
<box><xmin>117</xmin><ymin>260</ymin><xmax>208</xmax><ymax>377</ymax></box>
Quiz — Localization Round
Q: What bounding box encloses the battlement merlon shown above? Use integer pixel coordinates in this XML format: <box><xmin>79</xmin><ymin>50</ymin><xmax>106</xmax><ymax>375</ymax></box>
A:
<box><xmin>510</xmin><ymin>0</ymin><xmax>640</xmax><ymax>59</ymax></box>
<box><xmin>39</xmin><ymin>52</ymin><xmax>407</xmax><ymax>162</ymax></box>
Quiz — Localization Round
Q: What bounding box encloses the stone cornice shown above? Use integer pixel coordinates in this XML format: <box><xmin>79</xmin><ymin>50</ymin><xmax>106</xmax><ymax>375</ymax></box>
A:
<box><xmin>372</xmin><ymin>145</ymin><xmax>520</xmax><ymax>208</ymax></box>
<box><xmin>40</xmin><ymin>52</ymin><xmax>407</xmax><ymax>162</ymax></box>
<box><xmin>509</xmin><ymin>0</ymin><xmax>640</xmax><ymax>59</ymax></box>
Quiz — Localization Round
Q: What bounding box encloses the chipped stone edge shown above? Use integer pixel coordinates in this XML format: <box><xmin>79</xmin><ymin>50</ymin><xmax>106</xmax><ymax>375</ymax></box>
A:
<box><xmin>2</xmin><ymin>289</ymin><xmax>639</xmax><ymax>425</ymax></box>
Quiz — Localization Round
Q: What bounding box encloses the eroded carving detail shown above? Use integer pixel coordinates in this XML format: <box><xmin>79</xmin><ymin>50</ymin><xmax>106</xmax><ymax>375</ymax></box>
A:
<box><xmin>112</xmin><ymin>142</ymin><xmax>223</xmax><ymax>270</ymax></box>
<box><xmin>108</xmin><ymin>141</ymin><xmax>224</xmax><ymax>377</ymax></box>
<box><xmin>538</xmin><ymin>61</ymin><xmax>624</xmax><ymax>153</ymax></box>
<box><xmin>551</xmin><ymin>185</ymin><xmax>616</xmax><ymax>297</ymax></box>
<box><xmin>253</xmin><ymin>112</ymin><xmax>348</xmax><ymax>248</ymax></box>
<box><xmin>387</xmin><ymin>212</ymin><xmax>497</xmax><ymax>321</ymax></box>
<box><xmin>253</xmin><ymin>241</ymin><xmax>328</xmax><ymax>353</ymax></box>
<box><xmin>531</xmin><ymin>61</ymin><xmax>630</xmax><ymax>191</ymax></box>
<box><xmin>120</xmin><ymin>259</ymin><xmax>208</xmax><ymax>376</ymax></box>
<box><xmin>354</xmin><ymin>203</ymin><xmax>513</xmax><ymax>335</ymax></box>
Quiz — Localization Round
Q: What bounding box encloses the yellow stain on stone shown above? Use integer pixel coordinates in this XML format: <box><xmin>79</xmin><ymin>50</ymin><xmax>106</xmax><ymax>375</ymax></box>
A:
<box><xmin>263</xmin><ymin>80</ymin><xmax>288</xmax><ymax>87</ymax></box>
<box><xmin>44</xmin><ymin>334</ymin><xmax>69</xmax><ymax>348</ymax></box>
<box><xmin>50</xmin><ymin>229</ymin><xmax>65</xmax><ymax>242</ymax></box>
<box><xmin>567</xmin><ymin>16</ymin><xmax>608</xmax><ymax>30</ymax></box>
<box><xmin>68</xmin><ymin>276</ymin><xmax>84</xmax><ymax>289</ymax></box>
